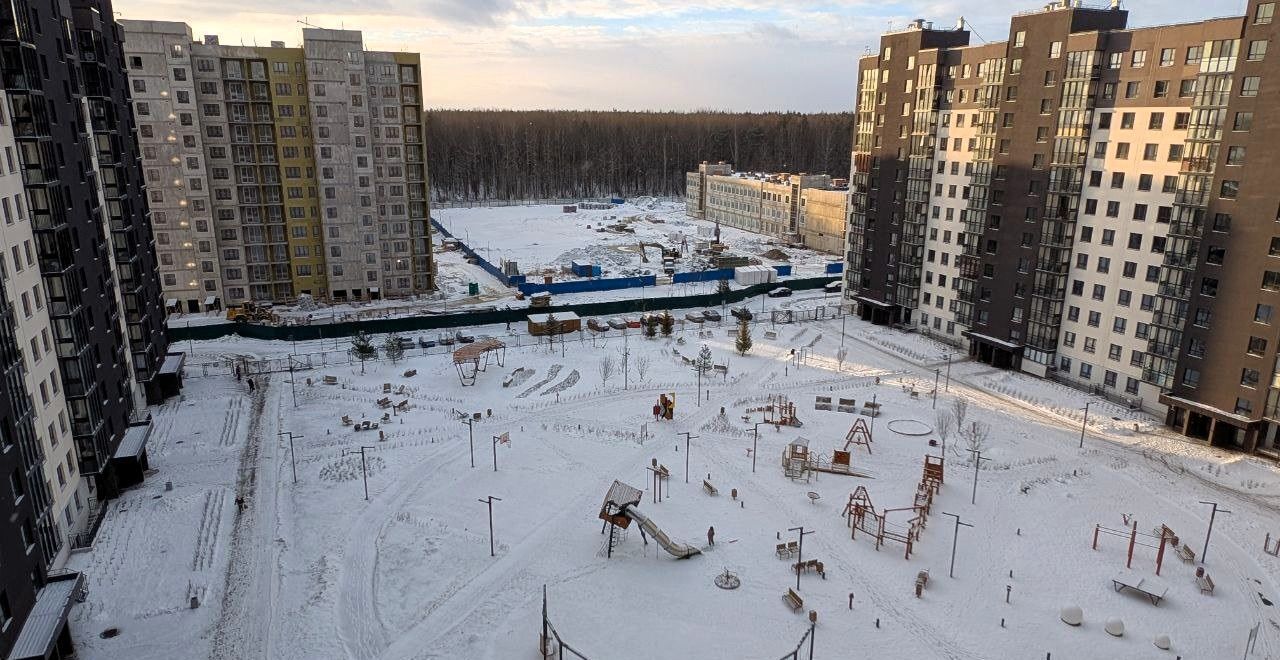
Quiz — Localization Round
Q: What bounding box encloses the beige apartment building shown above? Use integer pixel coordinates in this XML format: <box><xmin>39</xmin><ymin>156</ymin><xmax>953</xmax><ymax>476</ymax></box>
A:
<box><xmin>685</xmin><ymin>163</ymin><xmax>848</xmax><ymax>255</ymax></box>
<box><xmin>121</xmin><ymin>21</ymin><xmax>435</xmax><ymax>310</ymax></box>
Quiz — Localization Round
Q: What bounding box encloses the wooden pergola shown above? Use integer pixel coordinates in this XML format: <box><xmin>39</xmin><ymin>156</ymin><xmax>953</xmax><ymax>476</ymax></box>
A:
<box><xmin>452</xmin><ymin>339</ymin><xmax>507</xmax><ymax>385</ymax></box>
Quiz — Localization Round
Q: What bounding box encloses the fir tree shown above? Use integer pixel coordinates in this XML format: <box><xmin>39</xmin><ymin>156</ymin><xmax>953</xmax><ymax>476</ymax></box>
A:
<box><xmin>349</xmin><ymin>331</ymin><xmax>379</xmax><ymax>374</ymax></box>
<box><xmin>383</xmin><ymin>333</ymin><xmax>405</xmax><ymax>365</ymax></box>
<box><xmin>659</xmin><ymin>311</ymin><xmax>674</xmax><ymax>337</ymax></box>
<box><xmin>735</xmin><ymin>317</ymin><xmax>753</xmax><ymax>356</ymax></box>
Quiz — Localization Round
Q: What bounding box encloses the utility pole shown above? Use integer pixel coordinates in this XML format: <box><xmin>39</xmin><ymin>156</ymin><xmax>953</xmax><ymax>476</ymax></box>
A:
<box><xmin>623</xmin><ymin>330</ymin><xmax>629</xmax><ymax>390</ymax></box>
<box><xmin>490</xmin><ymin>433</ymin><xmax>506</xmax><ymax>472</ymax></box>
<box><xmin>941</xmin><ymin>512</ymin><xmax>973</xmax><ymax>578</ymax></box>
<box><xmin>966</xmin><ymin>449</ymin><xmax>991</xmax><ymax>505</ymax></box>
<box><xmin>1198</xmin><ymin>500</ymin><xmax>1231</xmax><ymax>563</ymax></box>
<box><xmin>933</xmin><ymin>369</ymin><xmax>940</xmax><ymax>409</ymax></box>
<box><xmin>287</xmin><ymin>354</ymin><xmax>298</xmax><ymax>408</ymax></box>
<box><xmin>478</xmin><ymin>496</ymin><xmax>502</xmax><ymax>557</ymax></box>
<box><xmin>752</xmin><ymin>422</ymin><xmax>767</xmax><ymax>473</ymax></box>
<box><xmin>1079</xmin><ymin>401</ymin><xmax>1091</xmax><ymax>449</ymax></box>
<box><xmin>277</xmin><ymin>431</ymin><xmax>301</xmax><ymax>484</ymax></box>
<box><xmin>787</xmin><ymin>526</ymin><xmax>816</xmax><ymax>590</ymax></box>
<box><xmin>679</xmin><ymin>432</ymin><xmax>697</xmax><ymax>483</ymax></box>
<box><xmin>944</xmin><ymin>354</ymin><xmax>952</xmax><ymax>392</ymax></box>
<box><xmin>462</xmin><ymin>416</ymin><xmax>476</xmax><ymax>468</ymax></box>
<box><xmin>342</xmin><ymin>446</ymin><xmax>375</xmax><ymax>500</ymax></box>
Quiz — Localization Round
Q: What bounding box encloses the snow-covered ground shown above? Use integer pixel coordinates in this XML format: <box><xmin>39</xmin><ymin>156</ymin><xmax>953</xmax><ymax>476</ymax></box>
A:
<box><xmin>72</xmin><ymin>306</ymin><xmax>1280</xmax><ymax>659</ymax></box>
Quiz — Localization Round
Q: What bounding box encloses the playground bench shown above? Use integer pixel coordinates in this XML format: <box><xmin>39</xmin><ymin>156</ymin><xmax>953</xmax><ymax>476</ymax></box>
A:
<box><xmin>323</xmin><ymin>375</ymin><xmax>338</xmax><ymax>385</ymax></box>
<box><xmin>1177</xmin><ymin>544</ymin><xmax>1196</xmax><ymax>563</ymax></box>
<box><xmin>403</xmin><ymin>369</ymin><xmax>417</xmax><ymax>378</ymax></box>
<box><xmin>702</xmin><ymin>480</ymin><xmax>718</xmax><ymax>496</ymax></box>
<box><xmin>383</xmin><ymin>383</ymin><xmax>392</xmax><ymax>393</ymax></box>
<box><xmin>775</xmin><ymin>543</ymin><xmax>789</xmax><ymax>559</ymax></box>
<box><xmin>394</xmin><ymin>399</ymin><xmax>409</xmax><ymax>412</ymax></box>
<box><xmin>1196</xmin><ymin>573</ymin><xmax>1215</xmax><ymax>595</ymax></box>
<box><xmin>815</xmin><ymin>561</ymin><xmax>825</xmax><ymax>578</ymax></box>
<box><xmin>783</xmin><ymin>588</ymin><xmax>804</xmax><ymax>612</ymax></box>
<box><xmin>786</xmin><ymin>541</ymin><xmax>798</xmax><ymax>556</ymax></box>
<box><xmin>377</xmin><ymin>397</ymin><xmax>392</xmax><ymax>408</ymax></box>
<box><xmin>341</xmin><ymin>415</ymin><xmax>353</xmax><ymax>426</ymax></box>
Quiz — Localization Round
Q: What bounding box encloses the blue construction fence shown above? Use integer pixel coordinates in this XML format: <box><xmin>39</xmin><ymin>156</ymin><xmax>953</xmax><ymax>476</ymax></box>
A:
<box><xmin>169</xmin><ymin>275</ymin><xmax>840</xmax><ymax>343</ymax></box>
<box><xmin>429</xmin><ymin>218</ymin><xmax>526</xmax><ymax>287</ymax></box>
<box><xmin>825</xmin><ymin>262</ymin><xmax>845</xmax><ymax>274</ymax></box>
<box><xmin>517</xmin><ymin>275</ymin><xmax>656</xmax><ymax>296</ymax></box>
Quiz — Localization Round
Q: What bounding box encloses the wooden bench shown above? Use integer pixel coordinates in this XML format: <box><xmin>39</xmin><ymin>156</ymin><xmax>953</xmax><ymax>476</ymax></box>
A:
<box><xmin>323</xmin><ymin>375</ymin><xmax>338</xmax><ymax>385</ymax></box>
<box><xmin>1176</xmin><ymin>544</ymin><xmax>1196</xmax><ymax>563</ymax></box>
<box><xmin>783</xmin><ymin>588</ymin><xmax>804</xmax><ymax>612</ymax></box>
<box><xmin>785</xmin><ymin>541</ymin><xmax>798</xmax><ymax>557</ymax></box>
<box><xmin>702</xmin><ymin>480</ymin><xmax>718</xmax><ymax>496</ymax></box>
<box><xmin>775</xmin><ymin>543</ymin><xmax>789</xmax><ymax>559</ymax></box>
<box><xmin>377</xmin><ymin>397</ymin><xmax>392</xmax><ymax>408</ymax></box>
<box><xmin>403</xmin><ymin>369</ymin><xmax>417</xmax><ymax>378</ymax></box>
<box><xmin>1196</xmin><ymin>573</ymin><xmax>1215</xmax><ymax>595</ymax></box>
<box><xmin>394</xmin><ymin>399</ymin><xmax>410</xmax><ymax>412</ymax></box>
<box><xmin>341</xmin><ymin>415</ymin><xmax>353</xmax><ymax>426</ymax></box>
<box><xmin>383</xmin><ymin>383</ymin><xmax>392</xmax><ymax>393</ymax></box>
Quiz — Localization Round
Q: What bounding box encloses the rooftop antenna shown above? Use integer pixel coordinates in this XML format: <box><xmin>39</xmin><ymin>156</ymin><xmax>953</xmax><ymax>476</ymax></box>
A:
<box><xmin>298</xmin><ymin>17</ymin><xmax>327</xmax><ymax>30</ymax></box>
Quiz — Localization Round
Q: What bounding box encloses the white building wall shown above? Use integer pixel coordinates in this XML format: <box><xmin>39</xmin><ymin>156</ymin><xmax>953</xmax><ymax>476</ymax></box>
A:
<box><xmin>1056</xmin><ymin>106</ymin><xmax>1186</xmax><ymax>411</ymax></box>
<box><xmin>916</xmin><ymin>109</ymin><xmax>976</xmax><ymax>346</ymax></box>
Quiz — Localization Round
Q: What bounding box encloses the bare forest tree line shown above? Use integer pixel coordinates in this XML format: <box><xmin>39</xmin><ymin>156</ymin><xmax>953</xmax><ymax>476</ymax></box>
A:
<box><xmin>425</xmin><ymin>110</ymin><xmax>853</xmax><ymax>202</ymax></box>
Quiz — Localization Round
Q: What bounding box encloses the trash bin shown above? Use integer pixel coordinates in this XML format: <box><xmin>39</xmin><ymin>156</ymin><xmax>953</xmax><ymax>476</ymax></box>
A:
<box><xmin>468</xmin><ymin>282</ymin><xmax>479</xmax><ymax>295</ymax></box>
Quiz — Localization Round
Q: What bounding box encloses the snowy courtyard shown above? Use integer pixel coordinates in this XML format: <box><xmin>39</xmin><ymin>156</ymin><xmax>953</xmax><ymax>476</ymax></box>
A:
<box><xmin>69</xmin><ymin>307</ymin><xmax>1279</xmax><ymax>659</ymax></box>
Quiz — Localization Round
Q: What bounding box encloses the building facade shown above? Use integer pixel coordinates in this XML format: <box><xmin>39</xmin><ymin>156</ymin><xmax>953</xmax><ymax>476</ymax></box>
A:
<box><xmin>0</xmin><ymin>1</ymin><xmax>173</xmax><ymax>657</ymax></box>
<box><xmin>685</xmin><ymin>164</ymin><xmax>848</xmax><ymax>254</ymax></box>
<box><xmin>846</xmin><ymin>2</ymin><xmax>1280</xmax><ymax>458</ymax></box>
<box><xmin>120</xmin><ymin>22</ymin><xmax>436</xmax><ymax>309</ymax></box>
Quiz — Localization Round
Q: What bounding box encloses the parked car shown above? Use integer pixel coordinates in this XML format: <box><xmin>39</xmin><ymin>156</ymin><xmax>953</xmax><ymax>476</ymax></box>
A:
<box><xmin>824</xmin><ymin>281</ymin><xmax>843</xmax><ymax>293</ymax></box>
<box><xmin>684</xmin><ymin>311</ymin><xmax>705</xmax><ymax>323</ymax></box>
<box><xmin>731</xmin><ymin>307</ymin><xmax>754</xmax><ymax>321</ymax></box>
<box><xmin>437</xmin><ymin>334</ymin><xmax>456</xmax><ymax>346</ymax></box>
<box><xmin>608</xmin><ymin>317</ymin><xmax>628</xmax><ymax>330</ymax></box>
<box><xmin>417</xmin><ymin>336</ymin><xmax>437</xmax><ymax>349</ymax></box>
<box><xmin>625</xmin><ymin>317</ymin><xmax>642</xmax><ymax>329</ymax></box>
<box><xmin>701</xmin><ymin>309</ymin><xmax>722</xmax><ymax>322</ymax></box>
<box><xmin>456</xmin><ymin>332</ymin><xmax>476</xmax><ymax>343</ymax></box>
<box><xmin>397</xmin><ymin>337</ymin><xmax>416</xmax><ymax>350</ymax></box>
<box><xmin>587</xmin><ymin>318</ymin><xmax>609</xmax><ymax>332</ymax></box>
<box><xmin>768</xmin><ymin>287</ymin><xmax>793</xmax><ymax>298</ymax></box>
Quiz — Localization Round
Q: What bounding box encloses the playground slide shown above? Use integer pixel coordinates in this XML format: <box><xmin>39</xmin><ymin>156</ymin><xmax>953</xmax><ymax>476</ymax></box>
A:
<box><xmin>621</xmin><ymin>506</ymin><xmax>701</xmax><ymax>559</ymax></box>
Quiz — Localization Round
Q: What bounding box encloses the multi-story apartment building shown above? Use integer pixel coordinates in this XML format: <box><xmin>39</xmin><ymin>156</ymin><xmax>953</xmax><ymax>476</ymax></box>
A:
<box><xmin>685</xmin><ymin>164</ymin><xmax>848</xmax><ymax>254</ymax></box>
<box><xmin>0</xmin><ymin>1</ymin><xmax>176</xmax><ymax>657</ymax></box>
<box><xmin>846</xmin><ymin>2</ymin><xmax>1280</xmax><ymax>459</ymax></box>
<box><xmin>121</xmin><ymin>22</ymin><xmax>435</xmax><ymax>309</ymax></box>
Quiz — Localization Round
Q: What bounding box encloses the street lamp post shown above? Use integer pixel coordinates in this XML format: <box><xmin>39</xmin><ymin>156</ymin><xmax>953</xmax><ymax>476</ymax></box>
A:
<box><xmin>463</xmin><ymin>416</ymin><xmax>476</xmax><ymax>468</ymax></box>
<box><xmin>752</xmin><ymin>422</ymin><xmax>767</xmax><ymax>473</ymax></box>
<box><xmin>932</xmin><ymin>369</ymin><xmax>940</xmax><ymax>409</ymax></box>
<box><xmin>679</xmin><ymin>432</ymin><xmax>697</xmax><ymax>483</ymax></box>
<box><xmin>944</xmin><ymin>354</ymin><xmax>952</xmax><ymax>392</ymax></box>
<box><xmin>479</xmin><ymin>496</ymin><xmax>502</xmax><ymax>557</ymax></box>
<box><xmin>1079</xmin><ymin>402</ymin><xmax>1091</xmax><ymax>449</ymax></box>
<box><xmin>277</xmin><ymin>431</ymin><xmax>301</xmax><ymax>484</ymax></box>
<box><xmin>1198</xmin><ymin>500</ymin><xmax>1231</xmax><ymax>563</ymax></box>
<box><xmin>787</xmin><ymin>526</ymin><xmax>816</xmax><ymax>590</ymax></box>
<box><xmin>966</xmin><ymin>449</ymin><xmax>991</xmax><ymax>505</ymax></box>
<box><xmin>342</xmin><ymin>446</ymin><xmax>375</xmax><ymax>500</ymax></box>
<box><xmin>941</xmin><ymin>511</ymin><xmax>973</xmax><ymax>578</ymax></box>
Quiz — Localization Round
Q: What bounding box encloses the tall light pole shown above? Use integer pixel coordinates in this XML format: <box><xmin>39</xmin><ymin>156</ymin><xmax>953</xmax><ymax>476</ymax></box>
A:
<box><xmin>932</xmin><ymin>369</ymin><xmax>940</xmax><ymax>409</ymax></box>
<box><xmin>1198</xmin><ymin>500</ymin><xmax>1231</xmax><ymax>563</ymax></box>
<box><xmin>941</xmin><ymin>512</ymin><xmax>973</xmax><ymax>578</ymax></box>
<box><xmin>287</xmin><ymin>354</ymin><xmax>299</xmax><ymax>409</ymax></box>
<box><xmin>1079</xmin><ymin>402</ymin><xmax>1091</xmax><ymax>449</ymax></box>
<box><xmin>967</xmin><ymin>449</ymin><xmax>990</xmax><ymax>505</ymax></box>
<box><xmin>342</xmin><ymin>446</ymin><xmax>375</xmax><ymax>500</ymax></box>
<box><xmin>478</xmin><ymin>496</ymin><xmax>502</xmax><ymax>557</ymax></box>
<box><xmin>787</xmin><ymin>526</ymin><xmax>815</xmax><ymax>590</ymax></box>
<box><xmin>278</xmin><ymin>431</ymin><xmax>301</xmax><ymax>484</ymax></box>
<box><xmin>752</xmin><ymin>422</ymin><xmax>767</xmax><ymax>473</ymax></box>
<box><xmin>679</xmin><ymin>432</ymin><xmax>697</xmax><ymax>483</ymax></box>
<box><xmin>462</xmin><ymin>416</ymin><xmax>476</xmax><ymax>468</ymax></box>
<box><xmin>944</xmin><ymin>354</ymin><xmax>952</xmax><ymax>392</ymax></box>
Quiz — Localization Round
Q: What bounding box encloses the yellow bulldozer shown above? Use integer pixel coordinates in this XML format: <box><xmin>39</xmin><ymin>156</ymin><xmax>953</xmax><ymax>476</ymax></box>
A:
<box><xmin>225</xmin><ymin>302</ymin><xmax>279</xmax><ymax>324</ymax></box>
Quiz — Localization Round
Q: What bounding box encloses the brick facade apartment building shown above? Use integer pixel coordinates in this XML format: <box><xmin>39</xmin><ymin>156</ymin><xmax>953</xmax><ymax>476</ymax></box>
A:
<box><xmin>120</xmin><ymin>22</ymin><xmax>436</xmax><ymax>311</ymax></box>
<box><xmin>845</xmin><ymin>1</ymin><xmax>1280</xmax><ymax>458</ymax></box>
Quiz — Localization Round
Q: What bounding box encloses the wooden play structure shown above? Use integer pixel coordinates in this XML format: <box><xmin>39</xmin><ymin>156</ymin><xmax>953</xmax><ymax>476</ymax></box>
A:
<box><xmin>1091</xmin><ymin>518</ymin><xmax>1178</xmax><ymax>576</ymax></box>
<box><xmin>748</xmin><ymin>394</ymin><xmax>802</xmax><ymax>428</ymax></box>
<box><xmin>652</xmin><ymin>393</ymin><xmax>675</xmax><ymax>420</ymax></box>
<box><xmin>844</xmin><ymin>418</ymin><xmax>873</xmax><ymax>454</ymax></box>
<box><xmin>452</xmin><ymin>339</ymin><xmax>507</xmax><ymax>386</ymax></box>
<box><xmin>782</xmin><ymin>437</ymin><xmax>873</xmax><ymax>480</ymax></box>
<box><xmin>1265</xmin><ymin>532</ymin><xmax>1280</xmax><ymax>557</ymax></box>
<box><xmin>842</xmin><ymin>486</ymin><xmax>924</xmax><ymax>560</ymax></box>
<box><xmin>597</xmin><ymin>480</ymin><xmax>700</xmax><ymax>559</ymax></box>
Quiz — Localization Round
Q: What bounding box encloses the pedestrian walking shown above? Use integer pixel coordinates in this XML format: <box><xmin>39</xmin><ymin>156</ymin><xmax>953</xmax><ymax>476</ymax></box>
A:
<box><xmin>247</xmin><ymin>377</ymin><xmax>256</xmax><ymax>393</ymax></box>
<box><xmin>707</xmin><ymin>526</ymin><xmax>715</xmax><ymax>546</ymax></box>
<box><xmin>235</xmin><ymin>365</ymin><xmax>241</xmax><ymax>381</ymax></box>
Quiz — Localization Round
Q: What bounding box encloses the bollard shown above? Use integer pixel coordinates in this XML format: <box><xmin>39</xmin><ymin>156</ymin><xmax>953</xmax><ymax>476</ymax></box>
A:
<box><xmin>1000</xmin><ymin>618</ymin><xmax>1005</xmax><ymax>628</ymax></box>
<box><xmin>1006</xmin><ymin>585</ymin><xmax>1011</xmax><ymax>604</ymax></box>
<box><xmin>875</xmin><ymin>618</ymin><xmax>880</xmax><ymax>629</ymax></box>
<box><xmin>849</xmin><ymin>593</ymin><xmax>854</xmax><ymax>609</ymax></box>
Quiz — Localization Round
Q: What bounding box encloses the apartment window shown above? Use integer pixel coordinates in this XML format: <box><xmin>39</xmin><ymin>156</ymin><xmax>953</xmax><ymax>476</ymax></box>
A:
<box><xmin>1186</xmin><ymin>45</ymin><xmax>1203</xmax><ymax>64</ymax></box>
<box><xmin>1077</xmin><ymin>254</ymin><xmax>1089</xmax><ymax>269</ymax></box>
<box><xmin>1068</xmin><ymin>306</ymin><xmax>1080</xmax><ymax>322</ymax></box>
<box><xmin>1234</xmin><ymin>112</ymin><xmax>1254</xmax><ymax>131</ymax></box>
<box><xmin>1159</xmin><ymin>48</ymin><xmax>1175</xmax><ymax>66</ymax></box>
<box><xmin>1102</xmin><ymin>83</ymin><xmax>1116</xmax><ymax>100</ymax></box>
<box><xmin>1264</xmin><ymin>271</ymin><xmax>1280</xmax><ymax>291</ymax></box>
<box><xmin>1249</xmin><ymin>40</ymin><xmax>1269</xmax><ymax>62</ymax></box>
<box><xmin>1249</xmin><ymin>336</ymin><xmax>1269</xmax><ymax>355</ymax></box>
<box><xmin>1257</xmin><ymin>304</ymin><xmax>1275</xmax><ymax>324</ymax></box>
<box><xmin>1110</xmin><ymin>172</ymin><xmax>1125</xmax><ymax>189</ymax></box>
<box><xmin>1183</xmin><ymin>368</ymin><xmax>1200</xmax><ymax>388</ymax></box>
<box><xmin>1089</xmin><ymin>171</ymin><xmax>1103</xmax><ymax>187</ymax></box>
<box><xmin>1137</xmin><ymin>177</ymin><xmax>1153</xmax><ymax>195</ymax></box>
<box><xmin>1093</xmin><ymin>141</ymin><xmax>1107</xmax><ymax>158</ymax></box>
<box><xmin>1125</xmin><ymin>81</ymin><xmax>1141</xmax><ymax>98</ymax></box>
<box><xmin>1122</xmin><ymin>262</ymin><xmax>1138</xmax><ymax>279</ymax></box>
<box><xmin>1118</xmin><ymin>289</ymin><xmax>1132</xmax><ymax>306</ymax></box>
<box><xmin>1080</xmin><ymin>226</ymin><xmax>1093</xmax><ymax>242</ymax></box>
<box><xmin>1092</xmin><ymin>284</ymin><xmax>1106</xmax><ymax>301</ymax></box>
<box><xmin>1108</xmin><ymin>52</ymin><xmax>1123</xmax><ymax>69</ymax></box>
<box><xmin>1120</xmin><ymin>112</ymin><xmax>1135</xmax><ymax>129</ymax></box>
<box><xmin>1241</xmin><ymin>76</ymin><xmax>1261</xmax><ymax>97</ymax></box>
<box><xmin>1014</xmin><ymin>30</ymin><xmax>1026</xmax><ymax>48</ymax></box>
<box><xmin>1088</xmin><ymin>311</ymin><xmax>1102</xmax><ymax>327</ymax></box>
<box><xmin>1098</xmin><ymin>112</ymin><xmax>1112</xmax><ymax>129</ymax></box>
<box><xmin>1220</xmin><ymin>180</ymin><xmax>1240</xmax><ymax>199</ymax></box>
<box><xmin>1097</xmin><ymin>257</ymin><xmax>1110</xmax><ymax>274</ymax></box>
<box><xmin>1145</xmin><ymin>266</ymin><xmax>1160</xmax><ymax>283</ymax></box>
<box><xmin>1154</xmin><ymin>81</ymin><xmax>1169</xmax><ymax>98</ymax></box>
<box><xmin>1116</xmin><ymin>142</ymin><xmax>1130</xmax><ymax>159</ymax></box>
<box><xmin>1049</xmin><ymin>42</ymin><xmax>1062</xmax><ymax>58</ymax></box>
<box><xmin>1125</xmin><ymin>377</ymin><xmax>1140</xmax><ymax>394</ymax></box>
<box><xmin>1131</xmin><ymin>50</ymin><xmax>1147</xmax><ymax>67</ymax></box>
<box><xmin>1162</xmin><ymin>176</ymin><xmax>1178</xmax><ymax>193</ymax></box>
<box><xmin>1127</xmin><ymin>233</ymin><xmax>1143</xmax><ymax>250</ymax></box>
<box><xmin>1236</xmin><ymin>398</ymin><xmax>1254</xmax><ymax>415</ymax></box>
<box><xmin>1084</xmin><ymin>338</ymin><xmax>1097</xmax><ymax>353</ymax></box>
<box><xmin>1179</xmin><ymin>79</ymin><xmax>1196</xmax><ymax>98</ymax></box>
<box><xmin>1108</xmin><ymin>345</ymin><xmax>1122</xmax><ymax>362</ymax></box>
<box><xmin>1227</xmin><ymin>146</ymin><xmax>1247</xmax><ymax>166</ymax></box>
<box><xmin>1149</xmin><ymin>113</ymin><xmax>1164</xmax><ymax>130</ymax></box>
<box><xmin>1141</xmin><ymin>296</ymin><xmax>1155</xmax><ymax>312</ymax></box>
<box><xmin>1143</xmin><ymin>144</ymin><xmax>1158</xmax><ymax>161</ymax></box>
<box><xmin>1256</xmin><ymin>2</ymin><xmax>1275</xmax><ymax>25</ymax></box>
<box><xmin>1201</xmin><ymin>277</ymin><xmax>1219</xmax><ymax>296</ymax></box>
<box><xmin>1243</xmin><ymin>368</ymin><xmax>1262</xmax><ymax>388</ymax></box>
<box><xmin>1080</xmin><ymin>363</ymin><xmax>1093</xmax><ymax>379</ymax></box>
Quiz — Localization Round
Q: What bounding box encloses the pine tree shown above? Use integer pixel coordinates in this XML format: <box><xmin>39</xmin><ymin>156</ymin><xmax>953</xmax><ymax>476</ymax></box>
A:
<box><xmin>383</xmin><ymin>333</ymin><xmax>405</xmax><ymax>365</ymax></box>
<box><xmin>349</xmin><ymin>331</ymin><xmax>378</xmax><ymax>374</ymax></box>
<box><xmin>716</xmin><ymin>278</ymin><xmax>731</xmax><ymax>297</ymax></box>
<box><xmin>659</xmin><ymin>311</ymin><xmax>674</xmax><ymax>337</ymax></box>
<box><xmin>735</xmin><ymin>317</ymin><xmax>753</xmax><ymax>356</ymax></box>
<box><xmin>643</xmin><ymin>314</ymin><xmax>658</xmax><ymax>339</ymax></box>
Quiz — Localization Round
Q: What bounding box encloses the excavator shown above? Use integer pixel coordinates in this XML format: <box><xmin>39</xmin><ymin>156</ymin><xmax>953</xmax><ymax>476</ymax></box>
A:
<box><xmin>637</xmin><ymin>242</ymin><xmax>680</xmax><ymax>263</ymax></box>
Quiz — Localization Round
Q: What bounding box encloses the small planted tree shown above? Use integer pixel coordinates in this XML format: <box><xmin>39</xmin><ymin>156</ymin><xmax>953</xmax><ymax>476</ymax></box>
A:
<box><xmin>643</xmin><ymin>315</ymin><xmax>658</xmax><ymax>339</ymax></box>
<box><xmin>716</xmin><ymin>278</ymin><xmax>731</xmax><ymax>297</ymax></box>
<box><xmin>659</xmin><ymin>311</ymin><xmax>674</xmax><ymax>337</ymax></box>
<box><xmin>960</xmin><ymin>421</ymin><xmax>991</xmax><ymax>454</ymax></box>
<box><xmin>349</xmin><ymin>331</ymin><xmax>378</xmax><ymax>374</ymax></box>
<box><xmin>545</xmin><ymin>313</ymin><xmax>558</xmax><ymax>353</ymax></box>
<box><xmin>598</xmin><ymin>354</ymin><xmax>616</xmax><ymax>386</ymax></box>
<box><xmin>692</xmin><ymin>343</ymin><xmax>713</xmax><ymax>406</ymax></box>
<box><xmin>735</xmin><ymin>316</ymin><xmax>753</xmax><ymax>356</ymax></box>
<box><xmin>633</xmin><ymin>354</ymin><xmax>651</xmax><ymax>382</ymax></box>
<box><xmin>383</xmin><ymin>333</ymin><xmax>405</xmax><ymax>365</ymax></box>
<box><xmin>935</xmin><ymin>409</ymin><xmax>954</xmax><ymax>452</ymax></box>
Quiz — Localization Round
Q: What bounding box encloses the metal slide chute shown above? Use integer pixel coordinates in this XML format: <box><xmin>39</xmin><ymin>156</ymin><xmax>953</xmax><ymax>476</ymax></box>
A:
<box><xmin>620</xmin><ymin>505</ymin><xmax>701</xmax><ymax>559</ymax></box>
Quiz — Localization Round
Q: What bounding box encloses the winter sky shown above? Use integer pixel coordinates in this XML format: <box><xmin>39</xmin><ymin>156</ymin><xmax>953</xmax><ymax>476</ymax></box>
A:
<box><xmin>115</xmin><ymin>0</ymin><xmax>1247</xmax><ymax>112</ymax></box>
